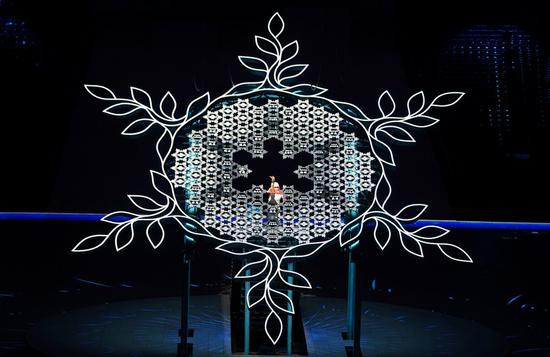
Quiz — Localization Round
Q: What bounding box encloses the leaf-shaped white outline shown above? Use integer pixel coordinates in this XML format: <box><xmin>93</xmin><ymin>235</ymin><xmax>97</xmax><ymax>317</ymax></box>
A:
<box><xmin>268</xmin><ymin>287</ymin><xmax>295</xmax><ymax>314</ymax></box>
<box><xmin>160</xmin><ymin>91</ymin><xmax>177</xmax><ymax>119</ymax></box>
<box><xmin>278</xmin><ymin>269</ymin><xmax>312</xmax><ymax>289</ymax></box>
<box><xmin>185</xmin><ymin>92</ymin><xmax>210</xmax><ymax>119</ymax></box>
<box><xmin>115</xmin><ymin>223</ymin><xmax>135</xmax><ymax>251</ymax></box>
<box><xmin>377</xmin><ymin>90</ymin><xmax>396</xmax><ymax>117</ymax></box>
<box><xmin>277</xmin><ymin>64</ymin><xmax>308</xmax><ymax>83</ymax></box>
<box><xmin>437</xmin><ymin>243</ymin><xmax>473</xmax><ymax>263</ymax></box>
<box><xmin>103</xmin><ymin>102</ymin><xmax>141</xmax><ymax>116</ymax></box>
<box><xmin>377</xmin><ymin>125</ymin><xmax>415</xmax><ymax>143</ymax></box>
<box><xmin>150</xmin><ymin>170</ymin><xmax>172</xmax><ymax>198</ymax></box>
<box><xmin>375</xmin><ymin>173</ymin><xmax>392</xmax><ymax>209</ymax></box>
<box><xmin>286</xmin><ymin>83</ymin><xmax>328</xmax><ymax>96</ymax></box>
<box><xmin>429</xmin><ymin>92</ymin><xmax>465</xmax><ymax>108</ymax></box>
<box><xmin>72</xmin><ymin>234</ymin><xmax>109</xmax><ymax>252</ymax></box>
<box><xmin>84</xmin><ymin>84</ymin><xmax>116</xmax><ymax>100</ymax></box>
<box><xmin>338</xmin><ymin>219</ymin><xmax>363</xmax><ymax>247</ymax></box>
<box><xmin>403</xmin><ymin>115</ymin><xmax>440</xmax><ymax>128</ymax></box>
<box><xmin>268</xmin><ymin>12</ymin><xmax>285</xmax><ymax>38</ymax></box>
<box><xmin>396</xmin><ymin>204</ymin><xmax>428</xmax><ymax>222</ymax></box>
<box><xmin>400</xmin><ymin>233</ymin><xmax>424</xmax><ymax>258</ymax></box>
<box><xmin>247</xmin><ymin>279</ymin><xmax>268</xmax><ymax>308</ymax></box>
<box><xmin>101</xmin><ymin>211</ymin><xmax>137</xmax><ymax>224</ymax></box>
<box><xmin>235</xmin><ymin>257</ymin><xmax>269</xmax><ymax>279</ymax></box>
<box><xmin>407</xmin><ymin>91</ymin><xmax>426</xmax><ymax>117</ymax></box>
<box><xmin>370</xmin><ymin>135</ymin><xmax>396</xmax><ymax>166</ymax></box>
<box><xmin>411</xmin><ymin>225</ymin><xmax>450</xmax><ymax>240</ymax></box>
<box><xmin>238</xmin><ymin>56</ymin><xmax>268</xmax><ymax>72</ymax></box>
<box><xmin>280</xmin><ymin>40</ymin><xmax>299</xmax><ymax>66</ymax></box>
<box><xmin>255</xmin><ymin>35</ymin><xmax>279</xmax><ymax>56</ymax></box>
<box><xmin>264</xmin><ymin>310</ymin><xmax>283</xmax><ymax>345</ymax></box>
<box><xmin>121</xmin><ymin>119</ymin><xmax>155</xmax><ymax>135</ymax></box>
<box><xmin>146</xmin><ymin>219</ymin><xmax>165</xmax><ymax>249</ymax></box>
<box><xmin>374</xmin><ymin>219</ymin><xmax>391</xmax><ymax>250</ymax></box>
<box><xmin>130</xmin><ymin>86</ymin><xmax>153</xmax><ymax>107</ymax></box>
<box><xmin>128</xmin><ymin>194</ymin><xmax>163</xmax><ymax>212</ymax></box>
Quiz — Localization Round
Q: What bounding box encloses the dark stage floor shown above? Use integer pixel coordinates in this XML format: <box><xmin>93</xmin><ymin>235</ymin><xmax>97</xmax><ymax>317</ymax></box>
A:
<box><xmin>27</xmin><ymin>295</ymin><xmax>503</xmax><ymax>356</ymax></box>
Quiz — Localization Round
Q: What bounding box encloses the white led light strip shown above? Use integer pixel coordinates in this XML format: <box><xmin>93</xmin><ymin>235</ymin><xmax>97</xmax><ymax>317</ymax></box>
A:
<box><xmin>73</xmin><ymin>13</ymin><xmax>472</xmax><ymax>344</ymax></box>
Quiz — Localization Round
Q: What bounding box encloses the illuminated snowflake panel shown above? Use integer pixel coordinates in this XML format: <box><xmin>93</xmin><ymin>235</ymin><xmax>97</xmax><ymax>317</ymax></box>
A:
<box><xmin>170</xmin><ymin>98</ymin><xmax>375</xmax><ymax>246</ymax></box>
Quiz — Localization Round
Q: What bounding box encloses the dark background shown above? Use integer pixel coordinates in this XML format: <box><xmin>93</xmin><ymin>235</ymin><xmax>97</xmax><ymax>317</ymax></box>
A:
<box><xmin>1</xmin><ymin>0</ymin><xmax>549</xmax><ymax>355</ymax></box>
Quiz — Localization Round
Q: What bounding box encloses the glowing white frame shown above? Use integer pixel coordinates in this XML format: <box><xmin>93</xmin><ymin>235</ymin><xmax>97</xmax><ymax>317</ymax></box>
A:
<box><xmin>73</xmin><ymin>13</ymin><xmax>472</xmax><ymax>344</ymax></box>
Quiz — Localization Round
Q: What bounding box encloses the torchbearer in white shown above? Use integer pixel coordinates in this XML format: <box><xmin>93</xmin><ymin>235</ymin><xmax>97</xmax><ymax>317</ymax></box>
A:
<box><xmin>267</xmin><ymin>176</ymin><xmax>284</xmax><ymax>205</ymax></box>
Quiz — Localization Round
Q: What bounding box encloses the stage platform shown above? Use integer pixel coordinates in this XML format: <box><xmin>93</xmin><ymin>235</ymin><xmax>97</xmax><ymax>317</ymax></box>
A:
<box><xmin>27</xmin><ymin>295</ymin><xmax>504</xmax><ymax>356</ymax></box>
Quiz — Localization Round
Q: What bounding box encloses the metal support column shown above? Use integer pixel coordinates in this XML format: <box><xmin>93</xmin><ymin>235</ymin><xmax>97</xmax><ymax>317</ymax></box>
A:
<box><xmin>345</xmin><ymin>240</ymin><xmax>362</xmax><ymax>356</ymax></box>
<box><xmin>287</xmin><ymin>261</ymin><xmax>295</xmax><ymax>355</ymax></box>
<box><xmin>346</xmin><ymin>245</ymin><xmax>357</xmax><ymax>338</ymax></box>
<box><xmin>244</xmin><ymin>261</ymin><xmax>251</xmax><ymax>355</ymax></box>
<box><xmin>352</xmin><ymin>243</ymin><xmax>362</xmax><ymax>357</ymax></box>
<box><xmin>178</xmin><ymin>229</ymin><xmax>195</xmax><ymax>357</ymax></box>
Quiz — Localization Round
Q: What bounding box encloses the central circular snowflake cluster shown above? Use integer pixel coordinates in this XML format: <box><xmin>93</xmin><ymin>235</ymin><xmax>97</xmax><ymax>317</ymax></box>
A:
<box><xmin>170</xmin><ymin>95</ymin><xmax>376</xmax><ymax>247</ymax></box>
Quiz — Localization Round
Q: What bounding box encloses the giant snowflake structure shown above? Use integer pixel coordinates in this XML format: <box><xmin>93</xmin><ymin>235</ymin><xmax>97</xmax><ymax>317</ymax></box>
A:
<box><xmin>73</xmin><ymin>13</ymin><xmax>473</xmax><ymax>344</ymax></box>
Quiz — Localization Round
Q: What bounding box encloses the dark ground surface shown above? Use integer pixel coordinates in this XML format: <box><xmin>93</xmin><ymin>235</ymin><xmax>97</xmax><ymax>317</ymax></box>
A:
<box><xmin>26</xmin><ymin>295</ymin><xmax>503</xmax><ymax>356</ymax></box>
<box><xmin>0</xmin><ymin>220</ymin><xmax>549</xmax><ymax>355</ymax></box>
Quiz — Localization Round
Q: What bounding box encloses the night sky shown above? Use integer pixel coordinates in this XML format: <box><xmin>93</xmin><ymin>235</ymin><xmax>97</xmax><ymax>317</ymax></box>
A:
<box><xmin>2</xmin><ymin>0</ymin><xmax>550</xmax><ymax>222</ymax></box>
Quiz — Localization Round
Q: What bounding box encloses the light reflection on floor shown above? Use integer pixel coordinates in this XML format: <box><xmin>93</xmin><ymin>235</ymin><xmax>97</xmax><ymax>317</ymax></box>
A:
<box><xmin>27</xmin><ymin>295</ymin><xmax>503</xmax><ymax>356</ymax></box>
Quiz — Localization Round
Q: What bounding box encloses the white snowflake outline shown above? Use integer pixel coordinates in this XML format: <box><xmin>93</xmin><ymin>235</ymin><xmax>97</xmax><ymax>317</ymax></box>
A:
<box><xmin>73</xmin><ymin>13</ymin><xmax>472</xmax><ymax>344</ymax></box>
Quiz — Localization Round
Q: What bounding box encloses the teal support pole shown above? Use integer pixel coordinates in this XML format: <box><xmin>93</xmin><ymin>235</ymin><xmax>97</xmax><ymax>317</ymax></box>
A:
<box><xmin>244</xmin><ymin>262</ymin><xmax>250</xmax><ymax>355</ymax></box>
<box><xmin>178</xmin><ymin>230</ymin><xmax>195</xmax><ymax>357</ymax></box>
<box><xmin>287</xmin><ymin>262</ymin><xmax>295</xmax><ymax>355</ymax></box>
<box><xmin>345</xmin><ymin>239</ymin><xmax>362</xmax><ymax>357</ymax></box>
<box><xmin>346</xmin><ymin>244</ymin><xmax>357</xmax><ymax>338</ymax></box>
<box><xmin>352</xmin><ymin>243</ymin><xmax>362</xmax><ymax>357</ymax></box>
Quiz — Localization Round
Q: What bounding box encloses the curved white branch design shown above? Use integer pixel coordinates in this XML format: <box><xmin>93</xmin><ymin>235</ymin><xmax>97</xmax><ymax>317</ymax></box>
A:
<box><xmin>73</xmin><ymin>12</ymin><xmax>473</xmax><ymax>344</ymax></box>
